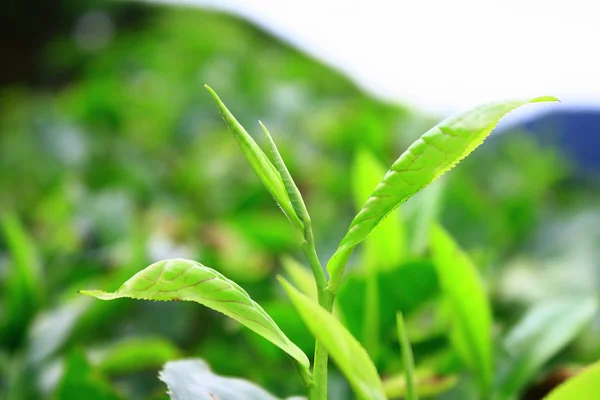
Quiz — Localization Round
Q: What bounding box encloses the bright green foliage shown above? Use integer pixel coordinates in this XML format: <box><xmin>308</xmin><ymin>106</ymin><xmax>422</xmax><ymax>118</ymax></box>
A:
<box><xmin>96</xmin><ymin>337</ymin><xmax>181</xmax><ymax>375</ymax></box>
<box><xmin>396</xmin><ymin>312</ymin><xmax>417</xmax><ymax>400</ymax></box>
<box><xmin>327</xmin><ymin>96</ymin><xmax>558</xmax><ymax>291</ymax></box>
<box><xmin>497</xmin><ymin>297</ymin><xmax>597</xmax><ymax>399</ymax></box>
<box><xmin>204</xmin><ymin>85</ymin><xmax>303</xmax><ymax>237</ymax></box>
<box><xmin>352</xmin><ymin>149</ymin><xmax>405</xmax><ymax>359</ymax></box>
<box><xmin>430</xmin><ymin>223</ymin><xmax>493</xmax><ymax>394</ymax></box>
<box><xmin>282</xmin><ymin>256</ymin><xmax>318</xmax><ymax>300</ymax></box>
<box><xmin>352</xmin><ymin>149</ymin><xmax>405</xmax><ymax>271</ymax></box>
<box><xmin>279</xmin><ymin>277</ymin><xmax>386</xmax><ymax>400</ymax></box>
<box><xmin>260</xmin><ymin>121</ymin><xmax>311</xmax><ymax>228</ymax></box>
<box><xmin>80</xmin><ymin>259</ymin><xmax>310</xmax><ymax>370</ymax></box>
<box><xmin>54</xmin><ymin>349</ymin><xmax>122</xmax><ymax>400</ymax></box>
<box><xmin>0</xmin><ymin>212</ymin><xmax>44</xmax><ymax>344</ymax></box>
<box><xmin>544</xmin><ymin>360</ymin><xmax>600</xmax><ymax>400</ymax></box>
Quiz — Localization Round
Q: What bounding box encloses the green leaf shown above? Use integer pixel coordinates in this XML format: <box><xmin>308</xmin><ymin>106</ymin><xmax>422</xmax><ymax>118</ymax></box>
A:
<box><xmin>260</xmin><ymin>121</ymin><xmax>311</xmax><ymax>228</ymax></box>
<box><xmin>95</xmin><ymin>337</ymin><xmax>181</xmax><ymax>375</ymax></box>
<box><xmin>281</xmin><ymin>256</ymin><xmax>318</xmax><ymax>300</ymax></box>
<box><xmin>205</xmin><ymin>85</ymin><xmax>303</xmax><ymax>236</ymax></box>
<box><xmin>544</xmin><ymin>360</ymin><xmax>600</xmax><ymax>400</ymax></box>
<box><xmin>279</xmin><ymin>277</ymin><xmax>386</xmax><ymax>400</ymax></box>
<box><xmin>80</xmin><ymin>259</ymin><xmax>309</xmax><ymax>370</ymax></box>
<box><xmin>430</xmin><ymin>224</ymin><xmax>493</xmax><ymax>394</ymax></box>
<box><xmin>352</xmin><ymin>149</ymin><xmax>406</xmax><ymax>360</ymax></box>
<box><xmin>327</xmin><ymin>96</ymin><xmax>558</xmax><ymax>291</ymax></box>
<box><xmin>159</xmin><ymin>358</ymin><xmax>299</xmax><ymax>400</ymax></box>
<box><xmin>396</xmin><ymin>312</ymin><xmax>417</xmax><ymax>400</ymax></box>
<box><xmin>497</xmin><ymin>297</ymin><xmax>597</xmax><ymax>399</ymax></box>
<box><xmin>402</xmin><ymin>179</ymin><xmax>445</xmax><ymax>256</ymax></box>
<box><xmin>0</xmin><ymin>212</ymin><xmax>44</xmax><ymax>342</ymax></box>
<box><xmin>352</xmin><ymin>148</ymin><xmax>405</xmax><ymax>271</ymax></box>
<box><xmin>54</xmin><ymin>349</ymin><xmax>122</xmax><ymax>400</ymax></box>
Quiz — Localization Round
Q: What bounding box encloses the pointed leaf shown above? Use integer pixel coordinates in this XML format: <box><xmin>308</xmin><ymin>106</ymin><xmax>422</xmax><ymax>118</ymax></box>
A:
<box><xmin>279</xmin><ymin>277</ymin><xmax>386</xmax><ymax>400</ymax></box>
<box><xmin>327</xmin><ymin>97</ymin><xmax>558</xmax><ymax>289</ymax></box>
<box><xmin>205</xmin><ymin>85</ymin><xmax>302</xmax><ymax>234</ymax></box>
<box><xmin>80</xmin><ymin>259</ymin><xmax>309</xmax><ymax>370</ymax></box>
<box><xmin>430</xmin><ymin>224</ymin><xmax>493</xmax><ymax>394</ymax></box>
<box><xmin>352</xmin><ymin>149</ymin><xmax>405</xmax><ymax>270</ymax></box>
<box><xmin>396</xmin><ymin>312</ymin><xmax>418</xmax><ymax>400</ymax></box>
<box><xmin>497</xmin><ymin>297</ymin><xmax>597</xmax><ymax>399</ymax></box>
<box><xmin>260</xmin><ymin>121</ymin><xmax>311</xmax><ymax>227</ymax></box>
<box><xmin>544</xmin><ymin>360</ymin><xmax>600</xmax><ymax>400</ymax></box>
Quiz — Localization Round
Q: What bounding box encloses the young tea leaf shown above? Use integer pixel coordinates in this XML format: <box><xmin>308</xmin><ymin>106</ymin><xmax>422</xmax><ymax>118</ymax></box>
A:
<box><xmin>80</xmin><ymin>259</ymin><xmax>309</xmax><ymax>370</ymax></box>
<box><xmin>352</xmin><ymin>148</ymin><xmax>405</xmax><ymax>271</ymax></box>
<box><xmin>396</xmin><ymin>312</ymin><xmax>417</xmax><ymax>400</ymax></box>
<box><xmin>352</xmin><ymin>149</ymin><xmax>406</xmax><ymax>360</ymax></box>
<box><xmin>260</xmin><ymin>121</ymin><xmax>311</xmax><ymax>228</ymax></box>
<box><xmin>430</xmin><ymin>224</ymin><xmax>493</xmax><ymax>395</ymax></box>
<box><xmin>279</xmin><ymin>277</ymin><xmax>386</xmax><ymax>400</ymax></box>
<box><xmin>544</xmin><ymin>360</ymin><xmax>600</xmax><ymax>400</ymax></box>
<box><xmin>497</xmin><ymin>297</ymin><xmax>597</xmax><ymax>400</ymax></box>
<box><xmin>205</xmin><ymin>85</ymin><xmax>303</xmax><ymax>236</ymax></box>
<box><xmin>327</xmin><ymin>96</ymin><xmax>558</xmax><ymax>291</ymax></box>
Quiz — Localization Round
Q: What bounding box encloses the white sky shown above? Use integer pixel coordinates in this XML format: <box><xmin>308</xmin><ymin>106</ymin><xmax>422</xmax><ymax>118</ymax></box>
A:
<box><xmin>152</xmin><ymin>0</ymin><xmax>600</xmax><ymax>116</ymax></box>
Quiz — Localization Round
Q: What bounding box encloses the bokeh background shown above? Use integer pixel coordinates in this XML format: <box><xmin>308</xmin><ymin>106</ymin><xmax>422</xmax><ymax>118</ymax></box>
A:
<box><xmin>1</xmin><ymin>1</ymin><xmax>599</xmax><ymax>399</ymax></box>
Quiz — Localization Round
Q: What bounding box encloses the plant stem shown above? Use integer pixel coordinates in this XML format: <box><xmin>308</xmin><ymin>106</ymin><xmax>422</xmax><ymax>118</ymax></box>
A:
<box><xmin>310</xmin><ymin>287</ymin><xmax>335</xmax><ymax>400</ymax></box>
<box><xmin>299</xmin><ymin>222</ymin><xmax>335</xmax><ymax>400</ymax></box>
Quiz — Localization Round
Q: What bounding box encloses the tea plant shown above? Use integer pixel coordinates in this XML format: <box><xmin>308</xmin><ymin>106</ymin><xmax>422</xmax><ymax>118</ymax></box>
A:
<box><xmin>81</xmin><ymin>87</ymin><xmax>566</xmax><ymax>400</ymax></box>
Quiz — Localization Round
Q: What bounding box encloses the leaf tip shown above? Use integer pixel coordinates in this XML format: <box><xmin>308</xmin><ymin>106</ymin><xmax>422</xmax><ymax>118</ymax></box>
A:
<box><xmin>532</xmin><ymin>95</ymin><xmax>560</xmax><ymax>103</ymax></box>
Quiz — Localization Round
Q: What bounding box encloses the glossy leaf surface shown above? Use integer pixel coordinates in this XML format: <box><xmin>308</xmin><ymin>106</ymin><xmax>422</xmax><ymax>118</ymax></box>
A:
<box><xmin>328</xmin><ymin>96</ymin><xmax>558</xmax><ymax>288</ymax></box>
<box><xmin>205</xmin><ymin>85</ymin><xmax>302</xmax><ymax>234</ymax></box>
<box><xmin>81</xmin><ymin>259</ymin><xmax>309</xmax><ymax>370</ymax></box>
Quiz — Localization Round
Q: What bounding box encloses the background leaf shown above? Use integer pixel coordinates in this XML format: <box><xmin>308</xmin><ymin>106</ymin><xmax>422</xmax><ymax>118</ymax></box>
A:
<box><xmin>430</xmin><ymin>223</ymin><xmax>493</xmax><ymax>394</ymax></box>
<box><xmin>497</xmin><ymin>297</ymin><xmax>597</xmax><ymax>399</ymax></box>
<box><xmin>81</xmin><ymin>259</ymin><xmax>309</xmax><ymax>370</ymax></box>
<box><xmin>93</xmin><ymin>337</ymin><xmax>181</xmax><ymax>376</ymax></box>
<box><xmin>396</xmin><ymin>312</ymin><xmax>417</xmax><ymax>400</ymax></box>
<box><xmin>279</xmin><ymin>277</ymin><xmax>386</xmax><ymax>400</ymax></box>
<box><xmin>54</xmin><ymin>349</ymin><xmax>122</xmax><ymax>400</ymax></box>
<box><xmin>544</xmin><ymin>360</ymin><xmax>600</xmax><ymax>400</ymax></box>
<box><xmin>159</xmin><ymin>358</ymin><xmax>291</xmax><ymax>400</ymax></box>
<box><xmin>0</xmin><ymin>212</ymin><xmax>44</xmax><ymax>344</ymax></box>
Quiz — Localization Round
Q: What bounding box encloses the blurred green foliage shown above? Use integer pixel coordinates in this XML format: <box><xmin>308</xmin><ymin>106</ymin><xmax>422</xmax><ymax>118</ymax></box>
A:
<box><xmin>1</xmin><ymin>3</ymin><xmax>599</xmax><ymax>400</ymax></box>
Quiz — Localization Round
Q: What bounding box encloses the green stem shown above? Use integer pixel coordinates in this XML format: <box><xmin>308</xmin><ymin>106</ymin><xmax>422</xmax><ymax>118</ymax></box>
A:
<box><xmin>299</xmin><ymin>222</ymin><xmax>335</xmax><ymax>400</ymax></box>
<box><xmin>310</xmin><ymin>288</ymin><xmax>335</xmax><ymax>400</ymax></box>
